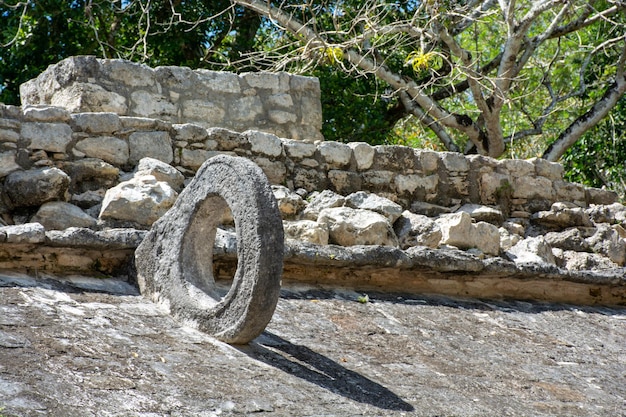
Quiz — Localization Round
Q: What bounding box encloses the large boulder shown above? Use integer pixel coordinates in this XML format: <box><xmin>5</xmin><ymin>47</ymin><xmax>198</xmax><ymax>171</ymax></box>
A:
<box><xmin>4</xmin><ymin>167</ymin><xmax>70</xmax><ymax>208</ymax></box>
<box><xmin>318</xmin><ymin>206</ymin><xmax>398</xmax><ymax>247</ymax></box>
<box><xmin>99</xmin><ymin>175</ymin><xmax>177</xmax><ymax>227</ymax></box>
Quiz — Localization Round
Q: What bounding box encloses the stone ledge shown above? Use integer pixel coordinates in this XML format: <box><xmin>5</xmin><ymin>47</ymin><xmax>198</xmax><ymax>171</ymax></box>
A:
<box><xmin>2</xmin><ymin>226</ymin><xmax>622</xmax><ymax>306</ymax></box>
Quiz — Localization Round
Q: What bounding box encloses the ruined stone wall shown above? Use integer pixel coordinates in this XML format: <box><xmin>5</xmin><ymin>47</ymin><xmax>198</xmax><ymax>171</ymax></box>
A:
<box><xmin>19</xmin><ymin>56</ymin><xmax>323</xmax><ymax>142</ymax></box>
<box><xmin>0</xmin><ymin>103</ymin><xmax>617</xmax><ymax>218</ymax></box>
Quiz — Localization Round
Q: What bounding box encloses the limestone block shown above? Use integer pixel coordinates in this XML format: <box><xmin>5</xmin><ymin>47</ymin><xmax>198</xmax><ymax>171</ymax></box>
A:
<box><xmin>474</xmin><ymin>222</ymin><xmax>500</xmax><ymax>256</ymax></box>
<box><xmin>292</xmin><ymin>167</ymin><xmax>328</xmax><ymax>192</ymax></box>
<box><xmin>318</xmin><ymin>207</ymin><xmax>398</xmax><ymax>247</ymax></box>
<box><xmin>436</xmin><ymin>212</ymin><xmax>500</xmax><ymax>255</ymax></box>
<box><xmin>31</xmin><ymin>202</ymin><xmax>97</xmax><ymax>230</ymax></box>
<box><xmin>585</xmin><ymin>224</ymin><xmax>626</xmax><ymax>265</ymax></box>
<box><xmin>131</xmin><ymin>91</ymin><xmax>177</xmax><ymax>119</ymax></box>
<box><xmin>71</xmin><ymin>189</ymin><xmax>106</xmax><ymax>208</ymax></box>
<box><xmin>272</xmin><ymin>185</ymin><xmax>306</xmax><ymax>219</ymax></box>
<box><xmin>418</xmin><ymin>150</ymin><xmax>439</xmax><ymax>173</ymax></box>
<box><xmin>345</xmin><ymin>191</ymin><xmax>403</xmax><ymax>223</ymax></box>
<box><xmin>22</xmin><ymin>122</ymin><xmax>72</xmax><ymax>153</ymax></box>
<box><xmin>267</xmin><ymin>93</ymin><xmax>294</xmax><ymax>108</ymax></box>
<box><xmin>154</xmin><ymin>66</ymin><xmax>194</xmax><ymax>90</ymax></box>
<box><xmin>246</xmin><ymin>130</ymin><xmax>283</xmax><ymax>157</ymax></box>
<box><xmin>0</xmin><ymin>128</ymin><xmax>19</xmax><ymax>143</ymax></box>
<box><xmin>585</xmin><ymin>187</ymin><xmax>618</xmax><ymax>205</ymax></box>
<box><xmin>410</xmin><ymin>201</ymin><xmax>452</xmax><ymax>217</ymax></box>
<box><xmin>253</xmin><ymin>157</ymin><xmax>287</xmax><ymax>185</ymax></box>
<box><xmin>268</xmin><ymin>110</ymin><xmax>297</xmax><ymax>124</ymax></box>
<box><xmin>319</xmin><ymin>141</ymin><xmax>352</xmax><ymax>168</ymax></box>
<box><xmin>436</xmin><ymin>212</ymin><xmax>471</xmax><ymax>246</ymax></box>
<box><xmin>440</xmin><ymin>152</ymin><xmax>470</xmax><ymax>172</ymax></box>
<box><xmin>180</xmin><ymin>149</ymin><xmax>213</xmax><ymax>171</ymax></box>
<box><xmin>284</xmin><ymin>139</ymin><xmax>316</xmax><ymax>159</ymax></box>
<box><xmin>512</xmin><ymin>176</ymin><xmax>554</xmax><ymax>200</ymax></box>
<box><xmin>479</xmin><ymin>172</ymin><xmax>511</xmax><ymax>204</ymax></box>
<box><xmin>328</xmin><ymin>170</ymin><xmax>362</xmax><ymax>195</ymax></box>
<box><xmin>23</xmin><ymin>106</ymin><xmax>71</xmax><ymax>122</ymax></box>
<box><xmin>302</xmin><ymin>189</ymin><xmax>345</xmax><ymax>221</ymax></box>
<box><xmin>499</xmin><ymin>227</ymin><xmax>522</xmax><ymax>251</ymax></box>
<box><xmin>99</xmin><ymin>175</ymin><xmax>178</xmax><ymax>226</ymax></box>
<box><xmin>362</xmin><ymin>170</ymin><xmax>394</xmax><ymax>188</ymax></box>
<box><xmin>531</xmin><ymin>202</ymin><xmax>592</xmax><ymax>229</ymax></box>
<box><xmin>531</xmin><ymin>157</ymin><xmax>564</xmax><ymax>181</ymax></box>
<box><xmin>554</xmin><ymin>181</ymin><xmax>586</xmax><ymax>205</ymax></box>
<box><xmin>0</xmin><ymin>223</ymin><xmax>45</xmax><ymax>244</ymax></box>
<box><xmin>348</xmin><ymin>142</ymin><xmax>375</xmax><ymax>170</ymax></box>
<box><xmin>586</xmin><ymin>202</ymin><xmax>626</xmax><ymax>224</ymax></box>
<box><xmin>505</xmin><ymin>236</ymin><xmax>556</xmax><ymax>265</ymax></box>
<box><xmin>283</xmin><ymin>220</ymin><xmax>329</xmax><ymax>245</ymax></box>
<box><xmin>503</xmin><ymin>159</ymin><xmax>535</xmax><ymax>178</ymax></box>
<box><xmin>71</xmin><ymin>112</ymin><xmax>121</xmax><ymax>134</ymax></box>
<box><xmin>74</xmin><ymin>136</ymin><xmax>129</xmax><ymax>166</ymax></box>
<box><xmin>196</xmin><ymin>70</ymin><xmax>241</xmax><ymax>94</ymax></box>
<box><xmin>556</xmin><ymin>250</ymin><xmax>621</xmax><ymax>271</ymax></box>
<box><xmin>229</xmin><ymin>96</ymin><xmax>263</xmax><ymax>122</ymax></box>
<box><xmin>61</xmin><ymin>158</ymin><xmax>119</xmax><ymax>186</ymax></box>
<box><xmin>243</xmin><ymin>72</ymin><xmax>289</xmax><ymax>92</ymax></box>
<box><xmin>0</xmin><ymin>151</ymin><xmax>20</xmax><ymax>178</ymax></box>
<box><xmin>457</xmin><ymin>204</ymin><xmax>504</xmax><ymax>225</ymax></box>
<box><xmin>373</xmin><ymin>145</ymin><xmax>418</xmax><ymax>172</ymax></box>
<box><xmin>300</xmin><ymin>96</ymin><xmax>323</xmax><ymax>128</ymax></box>
<box><xmin>136</xmin><ymin>157</ymin><xmax>185</xmax><ymax>192</ymax></box>
<box><xmin>4</xmin><ymin>167</ymin><xmax>70</xmax><ymax>208</ymax></box>
<box><xmin>172</xmin><ymin>123</ymin><xmax>208</xmax><ymax>142</ymax></box>
<box><xmin>181</xmin><ymin>100</ymin><xmax>225</xmax><ymax>125</ymax></box>
<box><xmin>51</xmin><ymin>83</ymin><xmax>128</xmax><ymax>114</ymax></box>
<box><xmin>128</xmin><ymin>131</ymin><xmax>173</xmax><ymax>164</ymax></box>
<box><xmin>394</xmin><ymin>211</ymin><xmax>442</xmax><ymax>249</ymax></box>
<box><xmin>103</xmin><ymin>59</ymin><xmax>155</xmax><ymax>87</ymax></box>
<box><xmin>395</xmin><ymin>174</ymin><xmax>421</xmax><ymax>194</ymax></box>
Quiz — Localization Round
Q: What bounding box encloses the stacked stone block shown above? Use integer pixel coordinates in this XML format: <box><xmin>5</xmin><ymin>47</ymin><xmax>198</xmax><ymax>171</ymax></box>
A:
<box><xmin>20</xmin><ymin>56</ymin><xmax>323</xmax><ymax>142</ymax></box>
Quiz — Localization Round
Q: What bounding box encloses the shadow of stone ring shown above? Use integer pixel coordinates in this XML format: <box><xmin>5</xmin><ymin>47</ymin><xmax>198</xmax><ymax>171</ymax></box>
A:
<box><xmin>134</xmin><ymin>155</ymin><xmax>284</xmax><ymax>344</ymax></box>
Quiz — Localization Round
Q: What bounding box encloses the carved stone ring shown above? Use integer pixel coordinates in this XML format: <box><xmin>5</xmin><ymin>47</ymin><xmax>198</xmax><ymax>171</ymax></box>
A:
<box><xmin>134</xmin><ymin>155</ymin><xmax>284</xmax><ymax>344</ymax></box>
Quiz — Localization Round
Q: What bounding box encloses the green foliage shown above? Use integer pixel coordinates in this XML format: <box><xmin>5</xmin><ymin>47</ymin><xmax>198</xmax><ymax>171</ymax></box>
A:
<box><xmin>316</xmin><ymin>66</ymin><xmax>404</xmax><ymax>144</ymax></box>
<box><xmin>562</xmin><ymin>97</ymin><xmax>626</xmax><ymax>200</ymax></box>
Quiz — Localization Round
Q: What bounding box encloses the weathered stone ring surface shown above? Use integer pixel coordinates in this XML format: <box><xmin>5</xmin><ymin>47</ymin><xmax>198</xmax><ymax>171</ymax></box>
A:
<box><xmin>134</xmin><ymin>155</ymin><xmax>284</xmax><ymax>344</ymax></box>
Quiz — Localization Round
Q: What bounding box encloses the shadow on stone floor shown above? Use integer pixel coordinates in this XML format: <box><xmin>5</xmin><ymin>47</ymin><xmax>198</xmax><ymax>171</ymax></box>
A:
<box><xmin>237</xmin><ymin>331</ymin><xmax>415</xmax><ymax>412</ymax></box>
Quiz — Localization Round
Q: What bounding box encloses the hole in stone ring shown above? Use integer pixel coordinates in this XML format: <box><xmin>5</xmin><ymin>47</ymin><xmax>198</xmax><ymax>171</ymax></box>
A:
<box><xmin>181</xmin><ymin>194</ymin><xmax>236</xmax><ymax>308</ymax></box>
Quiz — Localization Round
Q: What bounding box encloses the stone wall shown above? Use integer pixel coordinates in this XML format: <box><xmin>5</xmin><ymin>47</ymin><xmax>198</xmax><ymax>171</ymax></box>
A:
<box><xmin>0</xmin><ymin>103</ymin><xmax>617</xmax><ymax>216</ymax></box>
<box><xmin>19</xmin><ymin>56</ymin><xmax>323</xmax><ymax>142</ymax></box>
<box><xmin>1</xmin><ymin>58</ymin><xmax>624</xmax><ymax>305</ymax></box>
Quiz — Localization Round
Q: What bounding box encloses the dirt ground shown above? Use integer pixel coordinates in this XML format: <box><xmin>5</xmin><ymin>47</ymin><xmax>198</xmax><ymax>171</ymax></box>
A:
<box><xmin>0</xmin><ymin>271</ymin><xmax>625</xmax><ymax>417</ymax></box>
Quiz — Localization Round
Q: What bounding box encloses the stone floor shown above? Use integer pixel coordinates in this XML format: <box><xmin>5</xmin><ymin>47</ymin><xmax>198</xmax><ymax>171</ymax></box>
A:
<box><xmin>0</xmin><ymin>271</ymin><xmax>625</xmax><ymax>417</ymax></box>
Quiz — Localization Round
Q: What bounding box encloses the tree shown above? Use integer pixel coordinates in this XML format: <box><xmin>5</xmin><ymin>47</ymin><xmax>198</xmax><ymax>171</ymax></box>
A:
<box><xmin>230</xmin><ymin>0</ymin><xmax>626</xmax><ymax>161</ymax></box>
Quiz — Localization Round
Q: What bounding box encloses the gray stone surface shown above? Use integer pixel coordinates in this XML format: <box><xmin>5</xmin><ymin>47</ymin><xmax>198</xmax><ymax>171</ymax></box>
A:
<box><xmin>4</xmin><ymin>167</ymin><xmax>70</xmax><ymax>208</ymax></box>
<box><xmin>0</xmin><ymin>273</ymin><xmax>624</xmax><ymax>417</ymax></box>
<box><xmin>135</xmin><ymin>155</ymin><xmax>284</xmax><ymax>344</ymax></box>
<box><xmin>31</xmin><ymin>201</ymin><xmax>97</xmax><ymax>230</ymax></box>
<box><xmin>99</xmin><ymin>175</ymin><xmax>178</xmax><ymax>227</ymax></box>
